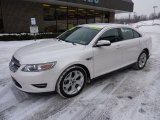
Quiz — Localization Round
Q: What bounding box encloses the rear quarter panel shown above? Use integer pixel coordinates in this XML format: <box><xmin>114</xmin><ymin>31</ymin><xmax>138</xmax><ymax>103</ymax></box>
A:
<box><xmin>140</xmin><ymin>34</ymin><xmax>152</xmax><ymax>56</ymax></box>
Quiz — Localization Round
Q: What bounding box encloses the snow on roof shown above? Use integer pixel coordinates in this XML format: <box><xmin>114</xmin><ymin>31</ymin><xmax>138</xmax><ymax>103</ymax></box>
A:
<box><xmin>79</xmin><ymin>23</ymin><xmax>127</xmax><ymax>29</ymax></box>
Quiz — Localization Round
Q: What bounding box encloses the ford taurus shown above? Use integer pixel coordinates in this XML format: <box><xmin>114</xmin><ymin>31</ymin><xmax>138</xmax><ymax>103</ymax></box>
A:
<box><xmin>9</xmin><ymin>24</ymin><xmax>152</xmax><ymax>98</ymax></box>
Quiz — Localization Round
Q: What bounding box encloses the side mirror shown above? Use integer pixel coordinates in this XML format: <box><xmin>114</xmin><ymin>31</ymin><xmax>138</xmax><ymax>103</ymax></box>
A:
<box><xmin>95</xmin><ymin>40</ymin><xmax>111</xmax><ymax>47</ymax></box>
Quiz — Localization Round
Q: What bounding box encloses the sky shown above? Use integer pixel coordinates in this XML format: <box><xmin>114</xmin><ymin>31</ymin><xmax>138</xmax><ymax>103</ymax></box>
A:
<box><xmin>116</xmin><ymin>0</ymin><xmax>160</xmax><ymax>18</ymax></box>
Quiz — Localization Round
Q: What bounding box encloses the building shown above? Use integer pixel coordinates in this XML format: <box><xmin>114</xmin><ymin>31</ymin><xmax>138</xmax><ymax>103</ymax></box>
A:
<box><xmin>0</xmin><ymin>0</ymin><xmax>134</xmax><ymax>33</ymax></box>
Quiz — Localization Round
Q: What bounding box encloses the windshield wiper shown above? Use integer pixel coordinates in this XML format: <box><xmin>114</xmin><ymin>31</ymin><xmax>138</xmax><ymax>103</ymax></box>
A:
<box><xmin>57</xmin><ymin>38</ymin><xmax>77</xmax><ymax>45</ymax></box>
<box><xmin>64</xmin><ymin>40</ymin><xmax>76</xmax><ymax>45</ymax></box>
<box><xmin>57</xmin><ymin>38</ymin><xmax>64</xmax><ymax>41</ymax></box>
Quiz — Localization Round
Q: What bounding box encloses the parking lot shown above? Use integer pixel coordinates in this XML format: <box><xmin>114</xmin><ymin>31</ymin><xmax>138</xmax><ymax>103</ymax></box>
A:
<box><xmin>0</xmin><ymin>33</ymin><xmax>160</xmax><ymax>120</ymax></box>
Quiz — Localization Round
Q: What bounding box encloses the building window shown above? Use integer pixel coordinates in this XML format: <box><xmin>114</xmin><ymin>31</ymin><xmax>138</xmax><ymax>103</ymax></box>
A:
<box><xmin>95</xmin><ymin>11</ymin><xmax>103</xmax><ymax>23</ymax></box>
<box><xmin>78</xmin><ymin>8</ymin><xmax>87</xmax><ymax>24</ymax></box>
<box><xmin>68</xmin><ymin>7</ymin><xmax>77</xmax><ymax>29</ymax></box>
<box><xmin>43</xmin><ymin>4</ymin><xmax>56</xmax><ymax>21</ymax></box>
<box><xmin>104</xmin><ymin>12</ymin><xmax>109</xmax><ymax>23</ymax></box>
<box><xmin>57</xmin><ymin>6</ymin><xmax>67</xmax><ymax>32</ymax></box>
<box><xmin>43</xmin><ymin>4</ymin><xmax>57</xmax><ymax>32</ymax></box>
<box><xmin>87</xmin><ymin>9</ymin><xmax>95</xmax><ymax>24</ymax></box>
<box><xmin>43</xmin><ymin>4</ymin><xmax>110</xmax><ymax>33</ymax></box>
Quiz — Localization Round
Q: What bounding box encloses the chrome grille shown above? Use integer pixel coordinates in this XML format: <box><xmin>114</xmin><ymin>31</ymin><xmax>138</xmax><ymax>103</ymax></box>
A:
<box><xmin>9</xmin><ymin>57</ymin><xmax>21</xmax><ymax>72</ymax></box>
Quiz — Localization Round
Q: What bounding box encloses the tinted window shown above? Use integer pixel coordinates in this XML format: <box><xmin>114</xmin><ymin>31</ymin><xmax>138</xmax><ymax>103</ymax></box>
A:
<box><xmin>121</xmin><ymin>28</ymin><xmax>134</xmax><ymax>40</ymax></box>
<box><xmin>57</xmin><ymin>27</ymin><xmax>101</xmax><ymax>45</ymax></box>
<box><xmin>133</xmin><ymin>30</ymin><xmax>141</xmax><ymax>38</ymax></box>
<box><xmin>99</xmin><ymin>28</ymin><xmax>121</xmax><ymax>43</ymax></box>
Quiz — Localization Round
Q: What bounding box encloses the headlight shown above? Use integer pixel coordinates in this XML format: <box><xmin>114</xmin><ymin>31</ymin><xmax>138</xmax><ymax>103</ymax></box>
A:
<box><xmin>22</xmin><ymin>62</ymin><xmax>57</xmax><ymax>72</ymax></box>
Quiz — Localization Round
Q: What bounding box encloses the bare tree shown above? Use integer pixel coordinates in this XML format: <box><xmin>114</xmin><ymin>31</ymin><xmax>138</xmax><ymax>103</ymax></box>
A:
<box><xmin>115</xmin><ymin>12</ymin><xmax>159</xmax><ymax>24</ymax></box>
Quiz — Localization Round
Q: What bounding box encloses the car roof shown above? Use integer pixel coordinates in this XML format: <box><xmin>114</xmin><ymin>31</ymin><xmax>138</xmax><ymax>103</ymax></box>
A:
<box><xmin>78</xmin><ymin>23</ymin><xmax>144</xmax><ymax>37</ymax></box>
<box><xmin>79</xmin><ymin>23</ymin><xmax>129</xmax><ymax>29</ymax></box>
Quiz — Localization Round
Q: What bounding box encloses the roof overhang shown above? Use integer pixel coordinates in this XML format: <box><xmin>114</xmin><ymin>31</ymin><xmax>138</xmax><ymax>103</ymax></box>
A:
<box><xmin>24</xmin><ymin>0</ymin><xmax>134</xmax><ymax>12</ymax></box>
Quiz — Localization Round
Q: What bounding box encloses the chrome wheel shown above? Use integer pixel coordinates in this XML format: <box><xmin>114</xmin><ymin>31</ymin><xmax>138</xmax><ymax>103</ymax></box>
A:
<box><xmin>138</xmin><ymin>53</ymin><xmax>147</xmax><ymax>68</ymax></box>
<box><xmin>63</xmin><ymin>70</ymin><xmax>84</xmax><ymax>95</ymax></box>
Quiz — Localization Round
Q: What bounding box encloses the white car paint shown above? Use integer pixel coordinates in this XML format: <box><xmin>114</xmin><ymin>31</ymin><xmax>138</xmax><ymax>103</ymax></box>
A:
<box><xmin>9</xmin><ymin>24</ymin><xmax>152</xmax><ymax>93</ymax></box>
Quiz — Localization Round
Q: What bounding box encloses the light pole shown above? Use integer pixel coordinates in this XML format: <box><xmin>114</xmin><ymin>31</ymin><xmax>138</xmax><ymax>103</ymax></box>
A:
<box><xmin>133</xmin><ymin>12</ymin><xmax>137</xmax><ymax>22</ymax></box>
<box><xmin>134</xmin><ymin>12</ymin><xmax>137</xmax><ymax>18</ymax></box>
<box><xmin>129</xmin><ymin>12</ymin><xmax>131</xmax><ymax>23</ymax></box>
<box><xmin>153</xmin><ymin>6</ymin><xmax>158</xmax><ymax>23</ymax></box>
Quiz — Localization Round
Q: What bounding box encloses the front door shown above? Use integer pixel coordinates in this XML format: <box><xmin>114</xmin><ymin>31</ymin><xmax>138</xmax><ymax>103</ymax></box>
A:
<box><xmin>93</xmin><ymin>28</ymin><xmax>123</xmax><ymax>77</ymax></box>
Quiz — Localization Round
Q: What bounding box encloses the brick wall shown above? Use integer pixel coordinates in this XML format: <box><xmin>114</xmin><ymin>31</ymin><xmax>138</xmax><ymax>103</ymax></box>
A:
<box><xmin>1</xmin><ymin>0</ymin><xmax>44</xmax><ymax>33</ymax></box>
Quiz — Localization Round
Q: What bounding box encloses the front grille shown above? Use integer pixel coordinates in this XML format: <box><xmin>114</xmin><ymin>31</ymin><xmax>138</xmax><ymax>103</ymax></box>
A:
<box><xmin>9</xmin><ymin>56</ymin><xmax>21</xmax><ymax>73</ymax></box>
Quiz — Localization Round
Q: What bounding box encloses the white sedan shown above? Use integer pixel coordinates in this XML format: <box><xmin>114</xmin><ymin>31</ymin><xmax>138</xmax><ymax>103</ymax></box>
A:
<box><xmin>9</xmin><ymin>24</ymin><xmax>152</xmax><ymax>98</ymax></box>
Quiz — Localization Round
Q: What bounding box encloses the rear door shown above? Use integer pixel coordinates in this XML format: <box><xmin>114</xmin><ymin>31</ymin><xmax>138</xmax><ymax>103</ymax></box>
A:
<box><xmin>120</xmin><ymin>28</ymin><xmax>142</xmax><ymax>66</ymax></box>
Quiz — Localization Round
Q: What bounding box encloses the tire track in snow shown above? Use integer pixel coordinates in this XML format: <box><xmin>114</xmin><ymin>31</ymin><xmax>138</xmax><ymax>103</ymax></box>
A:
<box><xmin>0</xmin><ymin>78</ymin><xmax>10</xmax><ymax>87</ymax></box>
<box><xmin>110</xmin><ymin>34</ymin><xmax>160</xmax><ymax>120</ymax></box>
<box><xmin>0</xmin><ymin>35</ymin><xmax>160</xmax><ymax>120</ymax></box>
<box><xmin>46</xmin><ymin>69</ymin><xmax>130</xmax><ymax>120</ymax></box>
<box><xmin>47</xmin><ymin>34</ymin><xmax>160</xmax><ymax>120</ymax></box>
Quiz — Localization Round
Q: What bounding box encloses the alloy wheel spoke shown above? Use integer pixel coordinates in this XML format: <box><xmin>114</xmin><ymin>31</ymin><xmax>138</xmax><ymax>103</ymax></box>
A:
<box><xmin>68</xmin><ymin>72</ymin><xmax>74</xmax><ymax>79</ymax></box>
<box><xmin>70</xmin><ymin>84</ymin><xmax>78</xmax><ymax>94</ymax></box>
<box><xmin>63</xmin><ymin>70</ymin><xmax>85</xmax><ymax>95</ymax></box>
<box><xmin>139</xmin><ymin>53</ymin><xmax>147</xmax><ymax>68</ymax></box>
<box><xmin>63</xmin><ymin>81</ymin><xmax>71</xmax><ymax>90</ymax></box>
<box><xmin>75</xmin><ymin>78</ymin><xmax>83</xmax><ymax>87</ymax></box>
<box><xmin>74</xmin><ymin>71</ymin><xmax>81</xmax><ymax>80</ymax></box>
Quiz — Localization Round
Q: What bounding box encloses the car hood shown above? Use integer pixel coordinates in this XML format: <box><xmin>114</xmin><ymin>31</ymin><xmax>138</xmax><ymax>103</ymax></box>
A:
<box><xmin>14</xmin><ymin>39</ymin><xmax>86</xmax><ymax>64</ymax></box>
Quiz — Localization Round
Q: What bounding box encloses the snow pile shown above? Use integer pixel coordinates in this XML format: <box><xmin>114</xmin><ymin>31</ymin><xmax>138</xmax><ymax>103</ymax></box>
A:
<box><xmin>132</xmin><ymin>19</ymin><xmax>160</xmax><ymax>28</ymax></box>
<box><xmin>138</xmin><ymin>25</ymin><xmax>160</xmax><ymax>33</ymax></box>
<box><xmin>132</xmin><ymin>19</ymin><xmax>160</xmax><ymax>33</ymax></box>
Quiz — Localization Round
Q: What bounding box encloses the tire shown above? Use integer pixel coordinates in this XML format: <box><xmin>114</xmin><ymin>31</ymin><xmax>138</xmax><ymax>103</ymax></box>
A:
<box><xmin>56</xmin><ymin>66</ymin><xmax>87</xmax><ymax>98</ymax></box>
<box><xmin>133</xmin><ymin>51</ymin><xmax>148</xmax><ymax>70</ymax></box>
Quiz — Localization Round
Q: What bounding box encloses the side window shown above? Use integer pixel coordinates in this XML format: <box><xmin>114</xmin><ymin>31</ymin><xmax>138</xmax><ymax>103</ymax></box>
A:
<box><xmin>121</xmin><ymin>28</ymin><xmax>134</xmax><ymax>40</ymax></box>
<box><xmin>99</xmin><ymin>28</ymin><xmax>121</xmax><ymax>43</ymax></box>
<box><xmin>133</xmin><ymin>30</ymin><xmax>141</xmax><ymax>38</ymax></box>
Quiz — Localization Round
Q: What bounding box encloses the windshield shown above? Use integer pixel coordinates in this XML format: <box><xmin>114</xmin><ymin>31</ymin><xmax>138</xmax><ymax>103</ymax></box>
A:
<box><xmin>57</xmin><ymin>27</ymin><xmax>101</xmax><ymax>45</ymax></box>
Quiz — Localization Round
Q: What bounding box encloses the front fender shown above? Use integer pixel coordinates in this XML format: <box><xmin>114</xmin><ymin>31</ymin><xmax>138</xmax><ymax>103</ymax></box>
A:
<box><xmin>57</xmin><ymin>59</ymin><xmax>94</xmax><ymax>79</ymax></box>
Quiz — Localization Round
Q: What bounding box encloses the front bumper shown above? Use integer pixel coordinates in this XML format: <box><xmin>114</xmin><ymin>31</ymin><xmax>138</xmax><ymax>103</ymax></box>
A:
<box><xmin>10</xmin><ymin>65</ymin><xmax>60</xmax><ymax>93</ymax></box>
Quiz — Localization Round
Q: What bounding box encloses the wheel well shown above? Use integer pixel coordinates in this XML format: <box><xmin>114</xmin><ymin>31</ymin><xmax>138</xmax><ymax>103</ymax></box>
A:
<box><xmin>56</xmin><ymin>64</ymin><xmax>91</xmax><ymax>92</ymax></box>
<box><xmin>74</xmin><ymin>64</ymin><xmax>91</xmax><ymax>79</ymax></box>
<box><xmin>143</xmin><ymin>48</ymin><xmax>149</xmax><ymax>58</ymax></box>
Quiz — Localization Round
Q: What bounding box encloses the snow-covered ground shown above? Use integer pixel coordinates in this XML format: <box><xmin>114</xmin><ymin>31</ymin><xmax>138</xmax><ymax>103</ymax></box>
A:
<box><xmin>131</xmin><ymin>19</ymin><xmax>160</xmax><ymax>33</ymax></box>
<box><xmin>0</xmin><ymin>22</ymin><xmax>160</xmax><ymax>120</ymax></box>
<box><xmin>132</xmin><ymin>19</ymin><xmax>160</xmax><ymax>27</ymax></box>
